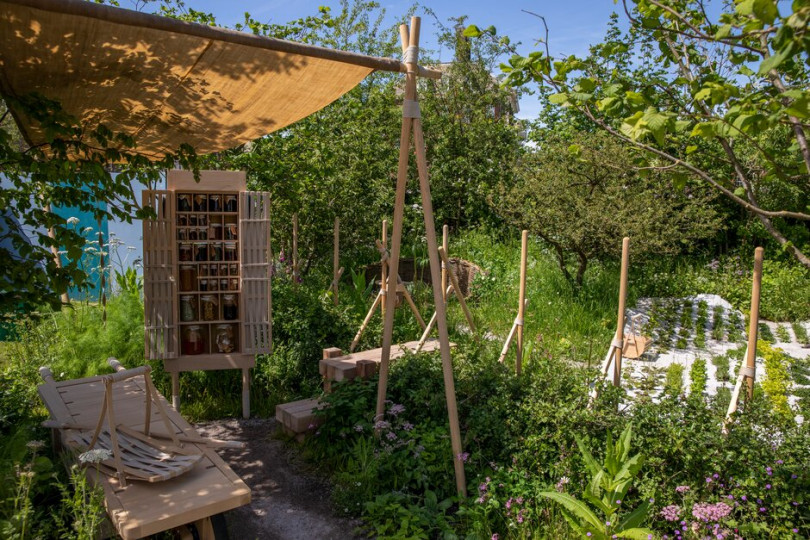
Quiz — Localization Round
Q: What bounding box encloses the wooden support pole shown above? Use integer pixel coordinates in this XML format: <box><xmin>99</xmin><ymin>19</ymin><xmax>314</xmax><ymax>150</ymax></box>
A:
<box><xmin>745</xmin><ymin>247</ymin><xmax>763</xmax><ymax>401</ymax></box>
<box><xmin>381</xmin><ymin>219</ymin><xmax>388</xmax><ymax>319</ymax></box>
<box><xmin>333</xmin><ymin>217</ymin><xmax>340</xmax><ymax>305</ymax></box>
<box><xmin>376</xmin><ymin>18</ymin><xmax>466</xmax><ymax>497</ymax></box>
<box><xmin>498</xmin><ymin>299</ymin><xmax>528</xmax><ymax>364</ymax></box>
<box><xmin>292</xmin><ymin>213</ymin><xmax>299</xmax><ymax>284</ymax></box>
<box><xmin>612</xmin><ymin>237</ymin><xmax>630</xmax><ymax>387</ymax></box>
<box><xmin>441</xmin><ymin>225</ymin><xmax>448</xmax><ymax>302</ymax></box>
<box><xmin>438</xmin><ymin>247</ymin><xmax>476</xmax><ymax>334</ymax></box>
<box><xmin>515</xmin><ymin>230</ymin><xmax>528</xmax><ymax>375</ymax></box>
<box><xmin>350</xmin><ymin>289</ymin><xmax>383</xmax><ymax>353</ymax></box>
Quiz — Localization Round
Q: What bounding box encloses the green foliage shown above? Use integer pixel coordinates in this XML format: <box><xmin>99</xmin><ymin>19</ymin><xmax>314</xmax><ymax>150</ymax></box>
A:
<box><xmin>499</xmin><ymin>132</ymin><xmax>721</xmax><ymax>287</ymax></box>
<box><xmin>497</xmin><ymin>0</ymin><xmax>810</xmax><ymax>269</ymax></box>
<box><xmin>0</xmin><ymin>94</ymin><xmax>197</xmax><ymax>317</ymax></box>
<box><xmin>711</xmin><ymin>355</ymin><xmax>731</xmax><ymax>383</ymax></box>
<box><xmin>689</xmin><ymin>358</ymin><xmax>708</xmax><ymax>398</ymax></box>
<box><xmin>792</xmin><ymin>322</ymin><xmax>809</xmax><ymax>345</ymax></box>
<box><xmin>663</xmin><ymin>364</ymin><xmax>685</xmax><ymax>397</ymax></box>
<box><xmin>775</xmin><ymin>323</ymin><xmax>791</xmax><ymax>343</ymax></box>
<box><xmin>758</xmin><ymin>340</ymin><xmax>793</xmax><ymax>420</ymax></box>
<box><xmin>539</xmin><ymin>425</ymin><xmax>652</xmax><ymax>540</ymax></box>
<box><xmin>758</xmin><ymin>322</ymin><xmax>775</xmax><ymax>343</ymax></box>
<box><xmin>54</xmin><ymin>464</ymin><xmax>106</xmax><ymax>539</ymax></box>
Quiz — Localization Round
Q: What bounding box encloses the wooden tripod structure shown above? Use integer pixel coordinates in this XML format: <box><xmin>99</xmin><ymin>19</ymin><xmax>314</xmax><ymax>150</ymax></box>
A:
<box><xmin>348</xmin><ymin>220</ymin><xmax>427</xmax><ymax>353</ymax></box>
<box><xmin>498</xmin><ymin>230</ymin><xmax>529</xmax><ymax>373</ymax></box>
<box><xmin>723</xmin><ymin>246</ymin><xmax>764</xmax><ymax>433</ymax></box>
<box><xmin>416</xmin><ymin>226</ymin><xmax>476</xmax><ymax>351</ymax></box>
<box><xmin>375</xmin><ymin>18</ymin><xmax>467</xmax><ymax>496</ymax></box>
<box><xmin>589</xmin><ymin>237</ymin><xmax>631</xmax><ymax>404</ymax></box>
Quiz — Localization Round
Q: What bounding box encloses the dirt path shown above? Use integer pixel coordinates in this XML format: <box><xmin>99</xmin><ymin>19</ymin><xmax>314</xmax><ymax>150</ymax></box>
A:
<box><xmin>195</xmin><ymin>418</ymin><xmax>363</xmax><ymax>540</ymax></box>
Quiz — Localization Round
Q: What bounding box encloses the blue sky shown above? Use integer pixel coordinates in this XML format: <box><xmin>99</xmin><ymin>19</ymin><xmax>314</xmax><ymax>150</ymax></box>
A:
<box><xmin>171</xmin><ymin>1</ymin><xmax>627</xmax><ymax>119</ymax></box>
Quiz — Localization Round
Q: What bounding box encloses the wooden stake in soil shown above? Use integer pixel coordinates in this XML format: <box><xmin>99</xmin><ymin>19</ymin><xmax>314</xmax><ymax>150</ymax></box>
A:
<box><xmin>374</xmin><ymin>18</ymin><xmax>467</xmax><ymax>497</ymax></box>
<box><xmin>333</xmin><ymin>217</ymin><xmax>340</xmax><ymax>305</ymax></box>
<box><xmin>498</xmin><ymin>230</ymin><xmax>528</xmax><ymax>373</ymax></box>
<box><xmin>613</xmin><ymin>237</ymin><xmax>630</xmax><ymax>387</ymax></box>
<box><xmin>381</xmin><ymin>219</ymin><xmax>388</xmax><ymax>319</ymax></box>
<box><xmin>724</xmin><ymin>247</ymin><xmax>764</xmax><ymax>431</ymax></box>
<box><xmin>441</xmin><ymin>225</ymin><xmax>449</xmax><ymax>302</ymax></box>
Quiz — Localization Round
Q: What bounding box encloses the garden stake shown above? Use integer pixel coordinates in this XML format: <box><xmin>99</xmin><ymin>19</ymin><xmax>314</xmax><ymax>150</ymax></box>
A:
<box><xmin>723</xmin><ymin>246</ymin><xmax>764</xmax><ymax>433</ymax></box>
<box><xmin>292</xmin><ymin>213</ymin><xmax>299</xmax><ymax>285</ymax></box>
<box><xmin>375</xmin><ymin>18</ymin><xmax>467</xmax><ymax>497</ymax></box>
<box><xmin>441</xmin><ymin>225</ymin><xmax>448</xmax><ymax>301</ymax></box>
<box><xmin>497</xmin><ymin>230</ymin><xmax>528</xmax><ymax>374</ymax></box>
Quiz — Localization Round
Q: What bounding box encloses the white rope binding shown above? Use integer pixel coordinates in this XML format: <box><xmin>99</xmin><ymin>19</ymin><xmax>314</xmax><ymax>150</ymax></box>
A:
<box><xmin>402</xmin><ymin>99</ymin><xmax>421</xmax><ymax>118</ymax></box>
<box><xmin>403</xmin><ymin>46</ymin><xmax>419</xmax><ymax>64</ymax></box>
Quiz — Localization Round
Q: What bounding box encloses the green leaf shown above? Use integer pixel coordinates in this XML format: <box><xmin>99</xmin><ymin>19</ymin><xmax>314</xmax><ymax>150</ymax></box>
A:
<box><xmin>549</xmin><ymin>93</ymin><xmax>570</xmax><ymax>105</ymax></box>
<box><xmin>462</xmin><ymin>25</ymin><xmax>482</xmax><ymax>38</ymax></box>
<box><xmin>575</xmin><ymin>436</ymin><xmax>603</xmax><ymax>477</ymax></box>
<box><xmin>685</xmin><ymin>145</ymin><xmax>698</xmax><ymax>154</ymax></box>
<box><xmin>752</xmin><ymin>0</ymin><xmax>779</xmax><ymax>24</ymax></box>
<box><xmin>616</xmin><ymin>528</ymin><xmax>655</xmax><ymax>539</ymax></box>
<box><xmin>617</xmin><ymin>424</ymin><xmax>632</xmax><ymax>462</ymax></box>
<box><xmin>539</xmin><ymin>491</ymin><xmax>604</xmax><ymax>530</ymax></box>
<box><xmin>577</xmin><ymin>77</ymin><xmax>597</xmax><ymax>92</ymax></box>
<box><xmin>691</xmin><ymin>122</ymin><xmax>715</xmax><ymax>138</ymax></box>
<box><xmin>568</xmin><ymin>144</ymin><xmax>582</xmax><ymax>156</ymax></box>
<box><xmin>715</xmin><ymin>24</ymin><xmax>733</xmax><ymax>39</ymax></box>
<box><xmin>616</xmin><ymin>501</ymin><xmax>650</xmax><ymax>532</ymax></box>
<box><xmin>734</xmin><ymin>187</ymin><xmax>747</xmax><ymax>197</ymax></box>
<box><xmin>758</xmin><ymin>43</ymin><xmax>794</xmax><ymax>75</ymax></box>
<box><xmin>694</xmin><ymin>87</ymin><xmax>712</xmax><ymax>101</ymax></box>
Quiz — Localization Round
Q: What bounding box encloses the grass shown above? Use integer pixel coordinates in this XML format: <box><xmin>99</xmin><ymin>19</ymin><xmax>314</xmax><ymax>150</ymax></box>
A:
<box><xmin>710</xmin><ymin>305</ymin><xmax>725</xmax><ymax>341</ymax></box>
<box><xmin>727</xmin><ymin>311</ymin><xmax>744</xmax><ymax>342</ymax></box>
<box><xmin>775</xmin><ymin>324</ymin><xmax>791</xmax><ymax>343</ymax></box>
<box><xmin>793</xmin><ymin>322</ymin><xmax>809</xmax><ymax>345</ymax></box>
<box><xmin>758</xmin><ymin>322</ymin><xmax>775</xmax><ymax>343</ymax></box>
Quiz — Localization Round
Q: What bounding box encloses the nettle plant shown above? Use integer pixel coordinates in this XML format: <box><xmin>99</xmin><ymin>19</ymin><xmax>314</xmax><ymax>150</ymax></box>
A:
<box><xmin>540</xmin><ymin>424</ymin><xmax>654</xmax><ymax>539</ymax></box>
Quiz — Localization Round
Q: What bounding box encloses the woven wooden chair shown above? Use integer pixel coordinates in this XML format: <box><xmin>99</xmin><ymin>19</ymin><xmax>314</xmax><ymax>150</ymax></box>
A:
<box><xmin>41</xmin><ymin>360</ymin><xmax>203</xmax><ymax>487</ymax></box>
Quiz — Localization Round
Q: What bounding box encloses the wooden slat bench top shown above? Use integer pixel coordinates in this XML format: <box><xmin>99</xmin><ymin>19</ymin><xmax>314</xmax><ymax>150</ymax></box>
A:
<box><xmin>38</xmin><ymin>372</ymin><xmax>250</xmax><ymax>539</ymax></box>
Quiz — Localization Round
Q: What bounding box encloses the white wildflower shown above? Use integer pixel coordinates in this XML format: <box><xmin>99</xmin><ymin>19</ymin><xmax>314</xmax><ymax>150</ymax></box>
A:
<box><xmin>79</xmin><ymin>448</ymin><xmax>113</xmax><ymax>464</ymax></box>
<box><xmin>26</xmin><ymin>440</ymin><xmax>45</xmax><ymax>451</ymax></box>
<box><xmin>66</xmin><ymin>216</ymin><xmax>80</xmax><ymax>225</ymax></box>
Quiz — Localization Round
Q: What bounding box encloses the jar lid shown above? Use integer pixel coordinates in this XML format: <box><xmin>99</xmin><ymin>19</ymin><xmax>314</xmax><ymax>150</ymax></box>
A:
<box><xmin>188</xmin><ymin>325</ymin><xmax>201</xmax><ymax>330</ymax></box>
<box><xmin>180</xmin><ymin>295</ymin><xmax>193</xmax><ymax>299</ymax></box>
<box><xmin>210</xmin><ymin>195</ymin><xmax>220</xmax><ymax>199</ymax></box>
<box><xmin>225</xmin><ymin>242</ymin><xmax>237</xmax><ymax>247</ymax></box>
<box><xmin>223</xmin><ymin>294</ymin><xmax>235</xmax><ymax>300</ymax></box>
<box><xmin>181</xmin><ymin>264</ymin><xmax>194</xmax><ymax>268</ymax></box>
<box><xmin>201</xmin><ymin>295</ymin><xmax>215</xmax><ymax>300</ymax></box>
<box><xmin>210</xmin><ymin>223</ymin><xmax>222</xmax><ymax>228</ymax></box>
<box><xmin>215</xmin><ymin>324</ymin><xmax>231</xmax><ymax>329</ymax></box>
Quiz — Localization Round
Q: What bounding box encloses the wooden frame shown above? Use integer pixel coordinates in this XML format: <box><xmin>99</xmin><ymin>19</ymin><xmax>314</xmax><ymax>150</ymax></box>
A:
<box><xmin>374</xmin><ymin>18</ymin><xmax>467</xmax><ymax>497</ymax></box>
<box><xmin>143</xmin><ymin>171</ymin><xmax>271</xmax><ymax>419</ymax></box>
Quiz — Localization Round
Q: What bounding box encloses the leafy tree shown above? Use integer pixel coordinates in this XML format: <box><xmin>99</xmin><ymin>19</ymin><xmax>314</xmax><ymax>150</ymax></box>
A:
<box><xmin>0</xmin><ymin>94</ymin><xmax>196</xmax><ymax>318</ymax></box>
<box><xmin>498</xmin><ymin>132</ymin><xmax>722</xmax><ymax>286</ymax></box>
<box><xmin>476</xmin><ymin>0</ymin><xmax>810</xmax><ymax>268</ymax></box>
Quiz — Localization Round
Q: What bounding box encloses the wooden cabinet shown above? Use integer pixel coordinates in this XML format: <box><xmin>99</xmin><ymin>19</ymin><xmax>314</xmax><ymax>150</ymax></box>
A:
<box><xmin>143</xmin><ymin>170</ymin><xmax>271</xmax><ymax>418</ymax></box>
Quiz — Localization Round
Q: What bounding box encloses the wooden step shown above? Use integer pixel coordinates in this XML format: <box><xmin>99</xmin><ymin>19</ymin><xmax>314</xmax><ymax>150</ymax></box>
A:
<box><xmin>319</xmin><ymin>339</ymin><xmax>450</xmax><ymax>384</ymax></box>
<box><xmin>275</xmin><ymin>398</ymin><xmax>324</xmax><ymax>434</ymax></box>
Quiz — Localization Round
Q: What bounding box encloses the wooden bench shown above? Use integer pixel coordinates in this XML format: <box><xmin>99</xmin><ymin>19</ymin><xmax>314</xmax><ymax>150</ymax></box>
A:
<box><xmin>38</xmin><ymin>361</ymin><xmax>251</xmax><ymax>539</ymax></box>
<box><xmin>318</xmin><ymin>339</ymin><xmax>446</xmax><ymax>385</ymax></box>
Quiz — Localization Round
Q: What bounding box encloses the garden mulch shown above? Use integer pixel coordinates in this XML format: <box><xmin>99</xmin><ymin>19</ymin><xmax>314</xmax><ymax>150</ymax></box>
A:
<box><xmin>195</xmin><ymin>418</ymin><xmax>363</xmax><ymax>540</ymax></box>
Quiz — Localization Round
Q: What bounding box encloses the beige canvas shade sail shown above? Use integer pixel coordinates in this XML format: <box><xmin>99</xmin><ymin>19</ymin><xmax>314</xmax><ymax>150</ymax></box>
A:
<box><xmin>0</xmin><ymin>0</ymin><xmax>428</xmax><ymax>157</ymax></box>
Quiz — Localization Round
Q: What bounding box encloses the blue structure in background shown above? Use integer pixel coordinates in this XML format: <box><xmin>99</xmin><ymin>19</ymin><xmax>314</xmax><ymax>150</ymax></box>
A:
<box><xmin>51</xmin><ymin>201</ymin><xmax>109</xmax><ymax>301</ymax></box>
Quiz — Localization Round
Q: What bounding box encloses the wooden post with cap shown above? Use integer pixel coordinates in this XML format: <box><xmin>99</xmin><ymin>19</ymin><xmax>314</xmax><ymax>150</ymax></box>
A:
<box><xmin>374</xmin><ymin>17</ymin><xmax>467</xmax><ymax>497</ymax></box>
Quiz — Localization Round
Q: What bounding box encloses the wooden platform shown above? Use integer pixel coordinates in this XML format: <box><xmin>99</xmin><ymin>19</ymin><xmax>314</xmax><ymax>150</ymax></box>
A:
<box><xmin>276</xmin><ymin>339</ymin><xmax>452</xmax><ymax>436</ymax></box>
<box><xmin>38</xmin><ymin>371</ymin><xmax>251</xmax><ymax>539</ymax></box>
<box><xmin>318</xmin><ymin>339</ymin><xmax>445</xmax><ymax>383</ymax></box>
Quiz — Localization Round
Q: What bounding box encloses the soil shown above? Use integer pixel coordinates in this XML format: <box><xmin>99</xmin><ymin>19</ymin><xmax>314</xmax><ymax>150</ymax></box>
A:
<box><xmin>195</xmin><ymin>418</ymin><xmax>363</xmax><ymax>540</ymax></box>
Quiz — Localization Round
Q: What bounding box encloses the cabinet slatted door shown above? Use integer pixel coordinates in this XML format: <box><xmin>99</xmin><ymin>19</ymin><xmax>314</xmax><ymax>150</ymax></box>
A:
<box><xmin>142</xmin><ymin>190</ymin><xmax>178</xmax><ymax>359</ymax></box>
<box><xmin>239</xmin><ymin>192</ymin><xmax>272</xmax><ymax>354</ymax></box>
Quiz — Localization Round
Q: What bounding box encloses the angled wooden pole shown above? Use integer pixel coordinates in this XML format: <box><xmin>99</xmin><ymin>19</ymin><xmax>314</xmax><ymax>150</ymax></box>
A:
<box><xmin>350</xmin><ymin>289</ymin><xmax>383</xmax><ymax>353</ymax></box>
<box><xmin>381</xmin><ymin>219</ymin><xmax>388</xmax><ymax>319</ymax></box>
<box><xmin>375</xmin><ymin>18</ymin><xmax>467</xmax><ymax>497</ymax></box>
<box><xmin>515</xmin><ymin>230</ymin><xmax>528</xmax><ymax>374</ymax></box>
<box><xmin>724</xmin><ymin>246</ymin><xmax>764</xmax><ymax>430</ymax></box>
<box><xmin>441</xmin><ymin>225</ymin><xmax>449</xmax><ymax>302</ymax></box>
<box><xmin>333</xmin><ymin>217</ymin><xmax>340</xmax><ymax>305</ymax></box>
<box><xmin>376</xmin><ymin>240</ymin><xmax>426</xmax><ymax>330</ymax></box>
<box><xmin>612</xmin><ymin>237</ymin><xmax>630</xmax><ymax>387</ymax></box>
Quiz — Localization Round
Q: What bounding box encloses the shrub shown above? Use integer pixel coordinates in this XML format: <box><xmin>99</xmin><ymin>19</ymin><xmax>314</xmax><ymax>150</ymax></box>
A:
<box><xmin>758</xmin><ymin>323</ymin><xmax>775</xmax><ymax>343</ymax></box>
<box><xmin>775</xmin><ymin>324</ymin><xmax>791</xmax><ymax>343</ymax></box>
<box><xmin>663</xmin><ymin>364</ymin><xmax>685</xmax><ymax>397</ymax></box>
<box><xmin>689</xmin><ymin>358</ymin><xmax>707</xmax><ymax>398</ymax></box>
<box><xmin>710</xmin><ymin>305</ymin><xmax>725</xmax><ymax>341</ymax></box>
<box><xmin>792</xmin><ymin>322</ymin><xmax>809</xmax><ymax>345</ymax></box>
<box><xmin>758</xmin><ymin>341</ymin><xmax>793</xmax><ymax>421</ymax></box>
<box><xmin>711</xmin><ymin>355</ymin><xmax>731</xmax><ymax>383</ymax></box>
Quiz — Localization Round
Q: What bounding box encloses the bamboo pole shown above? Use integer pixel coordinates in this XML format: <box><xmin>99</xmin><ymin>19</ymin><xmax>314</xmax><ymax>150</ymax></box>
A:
<box><xmin>745</xmin><ymin>247</ymin><xmax>763</xmax><ymax>401</ymax></box>
<box><xmin>381</xmin><ymin>219</ymin><xmax>388</xmax><ymax>319</ymax></box>
<box><xmin>612</xmin><ymin>237</ymin><xmax>630</xmax><ymax>387</ymax></box>
<box><xmin>350</xmin><ymin>290</ymin><xmax>383</xmax><ymax>352</ymax></box>
<box><xmin>498</xmin><ymin>298</ymin><xmax>528</xmax><ymax>364</ymax></box>
<box><xmin>441</xmin><ymin>225</ymin><xmax>448</xmax><ymax>302</ymax></box>
<box><xmin>375</xmin><ymin>18</ymin><xmax>466</xmax><ymax>497</ymax></box>
<box><xmin>515</xmin><ymin>230</ymin><xmax>528</xmax><ymax>374</ymax></box>
<box><xmin>333</xmin><ymin>217</ymin><xmax>339</xmax><ymax>305</ymax></box>
<box><xmin>292</xmin><ymin>213</ymin><xmax>299</xmax><ymax>284</ymax></box>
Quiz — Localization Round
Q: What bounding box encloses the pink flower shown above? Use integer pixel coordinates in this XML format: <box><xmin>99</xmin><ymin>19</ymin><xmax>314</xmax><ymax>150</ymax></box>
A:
<box><xmin>661</xmin><ymin>505</ymin><xmax>681</xmax><ymax>522</ymax></box>
<box><xmin>675</xmin><ymin>485</ymin><xmax>690</xmax><ymax>493</ymax></box>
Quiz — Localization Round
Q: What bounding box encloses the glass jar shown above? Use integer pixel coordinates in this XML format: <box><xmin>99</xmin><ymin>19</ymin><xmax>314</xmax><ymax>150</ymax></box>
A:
<box><xmin>179</xmin><ymin>244</ymin><xmax>193</xmax><ymax>262</ymax></box>
<box><xmin>209</xmin><ymin>223</ymin><xmax>222</xmax><ymax>240</ymax></box>
<box><xmin>209</xmin><ymin>195</ymin><xmax>222</xmax><ymax>212</ymax></box>
<box><xmin>180</xmin><ymin>295</ymin><xmax>197</xmax><ymax>322</ymax></box>
<box><xmin>222</xmin><ymin>294</ymin><xmax>238</xmax><ymax>320</ymax></box>
<box><xmin>224</xmin><ymin>242</ymin><xmax>238</xmax><ymax>261</ymax></box>
<box><xmin>200</xmin><ymin>295</ymin><xmax>218</xmax><ymax>321</ymax></box>
<box><xmin>199</xmin><ymin>278</ymin><xmax>208</xmax><ymax>292</ymax></box>
<box><xmin>220</xmin><ymin>278</ymin><xmax>229</xmax><ymax>291</ymax></box>
<box><xmin>224</xmin><ymin>195</ymin><xmax>238</xmax><ymax>212</ymax></box>
<box><xmin>229</xmin><ymin>278</ymin><xmax>239</xmax><ymax>291</ymax></box>
<box><xmin>182</xmin><ymin>325</ymin><xmax>205</xmax><ymax>355</ymax></box>
<box><xmin>198</xmin><ymin>227</ymin><xmax>208</xmax><ymax>241</ymax></box>
<box><xmin>209</xmin><ymin>278</ymin><xmax>218</xmax><ymax>291</ymax></box>
<box><xmin>209</xmin><ymin>264</ymin><xmax>219</xmax><ymax>277</ymax></box>
<box><xmin>179</xmin><ymin>265</ymin><xmax>196</xmax><ymax>291</ymax></box>
<box><xmin>193</xmin><ymin>194</ymin><xmax>207</xmax><ymax>212</ymax></box>
<box><xmin>177</xmin><ymin>228</ymin><xmax>188</xmax><ymax>241</ymax></box>
<box><xmin>178</xmin><ymin>214</ymin><xmax>188</xmax><ymax>227</ymax></box>
<box><xmin>209</xmin><ymin>243</ymin><xmax>223</xmax><ymax>261</ymax></box>
<box><xmin>195</xmin><ymin>242</ymin><xmax>208</xmax><ymax>262</ymax></box>
<box><xmin>229</xmin><ymin>263</ymin><xmax>238</xmax><ymax>275</ymax></box>
<box><xmin>225</xmin><ymin>223</ymin><xmax>238</xmax><ymax>240</ymax></box>
<box><xmin>188</xmin><ymin>227</ymin><xmax>198</xmax><ymax>241</ymax></box>
<box><xmin>188</xmin><ymin>214</ymin><xmax>197</xmax><ymax>227</ymax></box>
<box><xmin>177</xmin><ymin>194</ymin><xmax>191</xmax><ymax>212</ymax></box>
<box><xmin>214</xmin><ymin>324</ymin><xmax>237</xmax><ymax>353</ymax></box>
